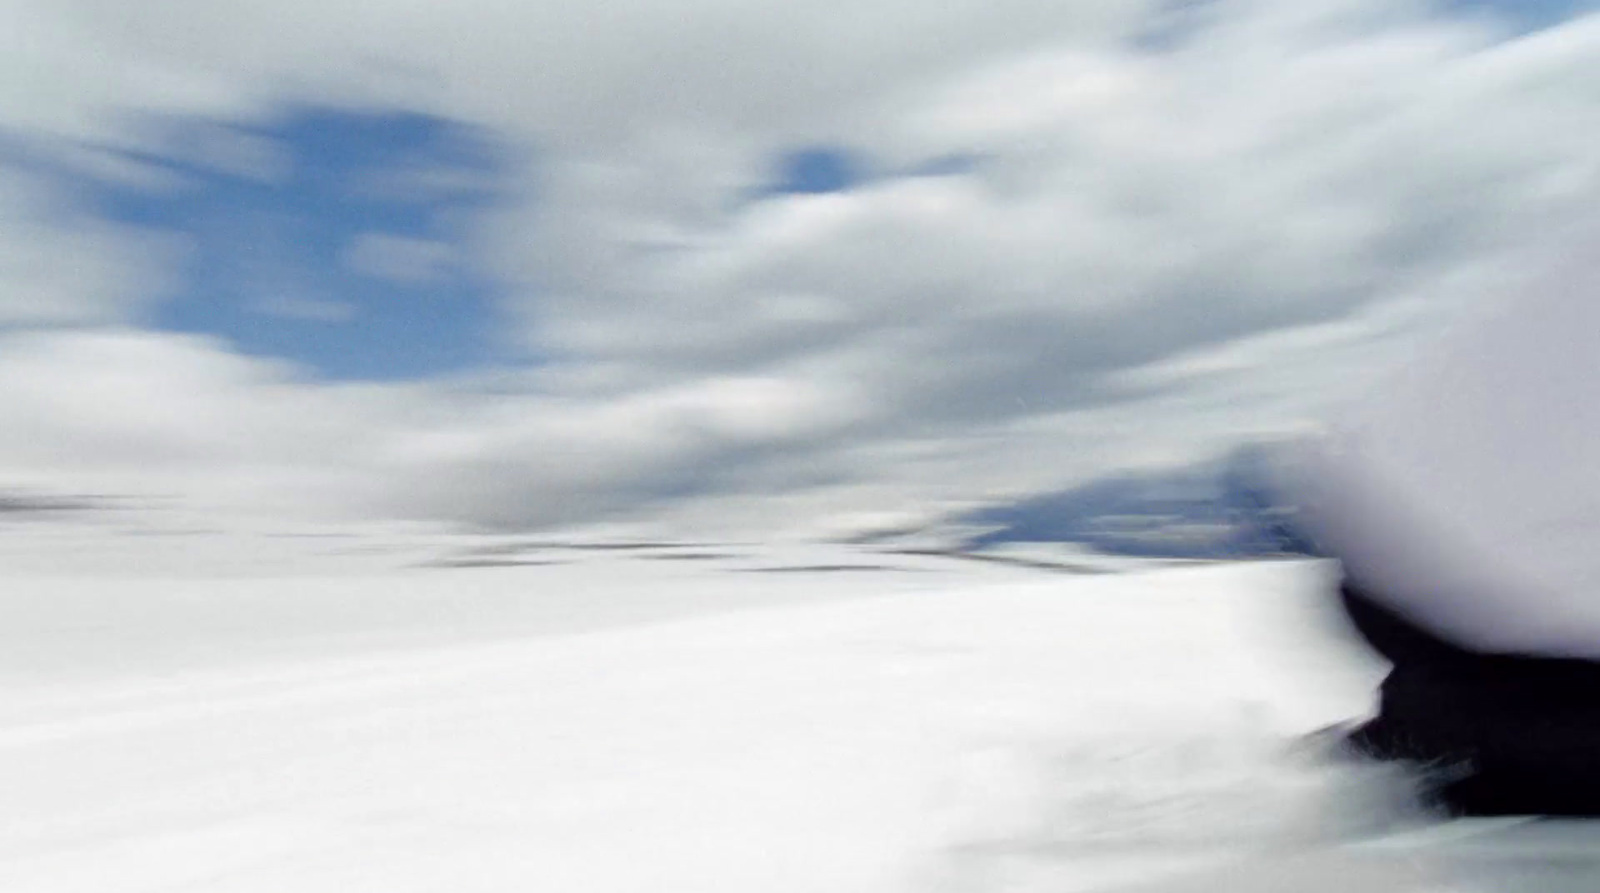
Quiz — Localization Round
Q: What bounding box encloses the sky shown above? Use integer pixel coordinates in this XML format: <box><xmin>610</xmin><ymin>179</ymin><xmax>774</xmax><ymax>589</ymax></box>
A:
<box><xmin>0</xmin><ymin>0</ymin><xmax>1597</xmax><ymax>537</ymax></box>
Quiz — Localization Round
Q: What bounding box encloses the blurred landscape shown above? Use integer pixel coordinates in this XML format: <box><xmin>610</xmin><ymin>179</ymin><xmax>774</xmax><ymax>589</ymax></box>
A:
<box><xmin>2</xmin><ymin>0</ymin><xmax>1598</xmax><ymax>889</ymax></box>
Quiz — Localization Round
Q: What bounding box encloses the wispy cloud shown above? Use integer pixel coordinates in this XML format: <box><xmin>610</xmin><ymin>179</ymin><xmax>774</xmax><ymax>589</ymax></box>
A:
<box><xmin>343</xmin><ymin>232</ymin><xmax>457</xmax><ymax>285</ymax></box>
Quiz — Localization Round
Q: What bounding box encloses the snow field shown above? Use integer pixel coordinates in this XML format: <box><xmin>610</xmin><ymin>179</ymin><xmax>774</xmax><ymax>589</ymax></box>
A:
<box><xmin>0</xmin><ymin>555</ymin><xmax>1471</xmax><ymax>892</ymax></box>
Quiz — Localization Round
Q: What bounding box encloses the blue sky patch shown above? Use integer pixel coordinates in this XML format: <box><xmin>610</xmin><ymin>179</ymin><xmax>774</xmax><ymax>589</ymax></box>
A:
<box><xmin>84</xmin><ymin>105</ymin><xmax>514</xmax><ymax>381</ymax></box>
<box><xmin>770</xmin><ymin>148</ymin><xmax>864</xmax><ymax>195</ymax></box>
<box><xmin>753</xmin><ymin>147</ymin><xmax>980</xmax><ymax>205</ymax></box>
<box><xmin>1445</xmin><ymin>0</ymin><xmax>1597</xmax><ymax>33</ymax></box>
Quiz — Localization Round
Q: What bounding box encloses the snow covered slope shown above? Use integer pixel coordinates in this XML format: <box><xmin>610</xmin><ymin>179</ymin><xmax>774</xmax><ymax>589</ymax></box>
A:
<box><xmin>0</xmin><ymin>550</ymin><xmax>1588</xmax><ymax>891</ymax></box>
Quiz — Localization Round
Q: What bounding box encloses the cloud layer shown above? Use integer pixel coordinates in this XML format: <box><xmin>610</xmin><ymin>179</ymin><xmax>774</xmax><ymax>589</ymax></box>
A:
<box><xmin>0</xmin><ymin>0</ymin><xmax>1597</xmax><ymax>534</ymax></box>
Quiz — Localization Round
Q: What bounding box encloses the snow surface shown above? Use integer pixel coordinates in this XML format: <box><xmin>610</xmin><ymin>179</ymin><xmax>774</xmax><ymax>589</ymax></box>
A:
<box><xmin>0</xmin><ymin>544</ymin><xmax>1582</xmax><ymax>891</ymax></box>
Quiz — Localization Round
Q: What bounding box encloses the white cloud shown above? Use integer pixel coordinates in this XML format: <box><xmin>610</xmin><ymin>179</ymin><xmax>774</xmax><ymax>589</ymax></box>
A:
<box><xmin>0</xmin><ymin>169</ymin><xmax>186</xmax><ymax>326</ymax></box>
<box><xmin>0</xmin><ymin>328</ymin><xmax>867</xmax><ymax>529</ymax></box>
<box><xmin>0</xmin><ymin>0</ymin><xmax>1154</xmax><ymax>146</ymax></box>
<box><xmin>476</xmin><ymin>2</ymin><xmax>1600</xmax><ymax>526</ymax></box>
<box><xmin>344</xmin><ymin>232</ymin><xmax>457</xmax><ymax>285</ymax></box>
<box><xmin>164</xmin><ymin>125</ymin><xmax>293</xmax><ymax>183</ymax></box>
<box><xmin>0</xmin><ymin>0</ymin><xmax>1597</xmax><ymax>533</ymax></box>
